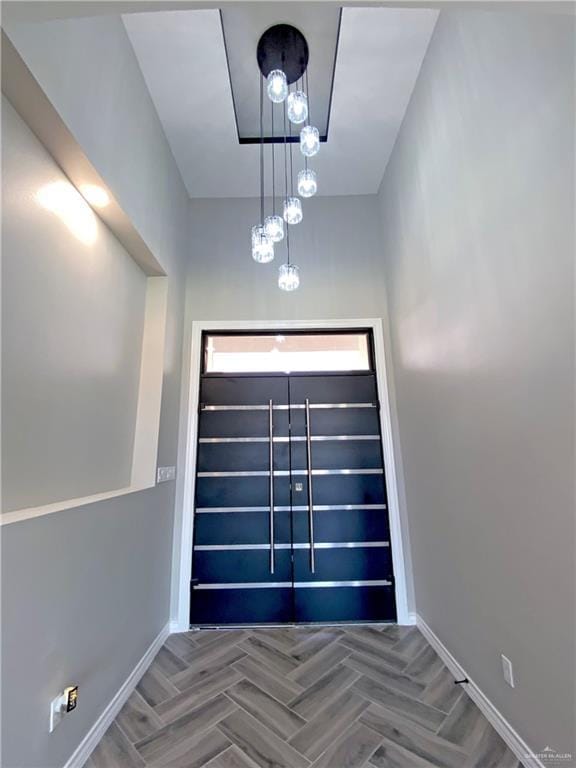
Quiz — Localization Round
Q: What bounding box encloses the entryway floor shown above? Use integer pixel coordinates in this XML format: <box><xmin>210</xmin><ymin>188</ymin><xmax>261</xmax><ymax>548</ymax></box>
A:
<box><xmin>87</xmin><ymin>625</ymin><xmax>522</xmax><ymax>768</ymax></box>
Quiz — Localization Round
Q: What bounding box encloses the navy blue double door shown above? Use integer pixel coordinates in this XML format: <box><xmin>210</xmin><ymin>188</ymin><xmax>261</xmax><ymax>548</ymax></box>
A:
<box><xmin>190</xmin><ymin>373</ymin><xmax>396</xmax><ymax>625</ymax></box>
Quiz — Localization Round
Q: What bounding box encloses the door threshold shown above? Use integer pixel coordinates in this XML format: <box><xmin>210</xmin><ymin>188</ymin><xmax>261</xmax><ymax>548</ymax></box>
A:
<box><xmin>188</xmin><ymin>621</ymin><xmax>397</xmax><ymax>631</ymax></box>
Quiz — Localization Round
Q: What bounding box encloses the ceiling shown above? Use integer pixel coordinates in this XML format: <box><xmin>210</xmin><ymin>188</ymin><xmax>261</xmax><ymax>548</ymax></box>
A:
<box><xmin>123</xmin><ymin>5</ymin><xmax>438</xmax><ymax>198</ymax></box>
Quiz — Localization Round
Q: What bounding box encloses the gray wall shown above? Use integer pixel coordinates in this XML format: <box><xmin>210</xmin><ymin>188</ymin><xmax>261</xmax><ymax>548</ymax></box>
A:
<box><xmin>187</xmin><ymin>195</ymin><xmax>386</xmax><ymax>321</ymax></box>
<box><xmin>377</xmin><ymin>9</ymin><xmax>575</xmax><ymax>756</ymax></box>
<box><xmin>2</xmin><ymin>15</ymin><xmax>189</xmax><ymax>768</ymax></box>
<box><xmin>2</xmin><ymin>99</ymin><xmax>147</xmax><ymax>511</ymax></box>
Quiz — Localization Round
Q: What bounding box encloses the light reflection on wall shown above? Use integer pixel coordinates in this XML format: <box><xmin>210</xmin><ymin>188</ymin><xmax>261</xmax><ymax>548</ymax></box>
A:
<box><xmin>36</xmin><ymin>181</ymin><xmax>98</xmax><ymax>245</ymax></box>
<box><xmin>80</xmin><ymin>184</ymin><xmax>110</xmax><ymax>208</ymax></box>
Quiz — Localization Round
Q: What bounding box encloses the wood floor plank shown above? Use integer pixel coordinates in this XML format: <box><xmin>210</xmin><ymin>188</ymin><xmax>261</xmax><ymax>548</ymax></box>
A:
<box><xmin>348</xmin><ymin>626</ymin><xmax>400</xmax><ymax>651</ymax></box>
<box><xmin>390</xmin><ymin>628</ymin><xmax>429</xmax><ymax>660</ymax></box>
<box><xmin>354</xmin><ymin>676</ymin><xmax>445</xmax><ymax>732</ymax></box>
<box><xmin>239</xmin><ymin>635</ymin><xmax>300</xmax><ymax>675</ymax></box>
<box><xmin>289</xmin><ymin>663</ymin><xmax>359</xmax><ymax>719</ymax></box>
<box><xmin>205</xmin><ymin>745</ymin><xmax>261</xmax><ymax>768</ymax></box>
<box><xmin>420</xmin><ymin>667</ymin><xmax>463</xmax><ymax>713</ymax></box>
<box><xmin>154</xmin><ymin>645</ymin><xmax>189</xmax><ymax>677</ymax></box>
<box><xmin>116</xmin><ymin>690</ymin><xmax>164</xmax><ymax>743</ymax></box>
<box><xmin>403</xmin><ymin>644</ymin><xmax>444</xmax><ymax>684</ymax></box>
<box><xmin>289</xmin><ymin>641</ymin><xmax>351</xmax><ymax>688</ymax></box>
<box><xmin>344</xmin><ymin>652</ymin><xmax>425</xmax><ymax>698</ymax></box>
<box><xmin>89</xmin><ymin>723</ymin><xmax>145</xmax><ymax>768</ymax></box>
<box><xmin>164</xmin><ymin>632</ymin><xmax>199</xmax><ymax>660</ymax></box>
<box><xmin>289</xmin><ymin>689</ymin><xmax>370</xmax><ymax>761</ymax></box>
<box><xmin>135</xmin><ymin>693</ymin><xmax>236</xmax><ymax>764</ymax></box>
<box><xmin>233</xmin><ymin>655</ymin><xmax>304</xmax><ymax>704</ymax></box>
<box><xmin>155</xmin><ymin>667</ymin><xmax>244</xmax><ymax>724</ymax></box>
<box><xmin>360</xmin><ymin>704</ymin><xmax>468</xmax><ymax>768</ymax></box>
<box><xmin>136</xmin><ymin>660</ymin><xmax>179</xmax><ymax>707</ymax></box>
<box><xmin>148</xmin><ymin>724</ymin><xmax>231</xmax><ymax>768</ymax></box>
<box><xmin>171</xmin><ymin>630</ymin><xmax>246</xmax><ymax>666</ymax></box>
<box><xmin>218</xmin><ymin>708</ymin><xmax>310</xmax><ymax>768</ymax></box>
<box><xmin>226</xmin><ymin>679</ymin><xmax>307</xmax><ymax>740</ymax></box>
<box><xmin>310</xmin><ymin>721</ymin><xmax>382</xmax><ymax>768</ymax></box>
<box><xmin>462</xmin><ymin>723</ymin><xmax>520</xmax><ymax>768</ymax></box>
<box><xmin>289</xmin><ymin>630</ymin><xmax>342</xmax><ymax>663</ymax></box>
<box><xmin>171</xmin><ymin>645</ymin><xmax>246</xmax><ymax>692</ymax></box>
<box><xmin>369</xmin><ymin>738</ymin><xmax>436</xmax><ymax>768</ymax></box>
<box><xmin>338</xmin><ymin>635</ymin><xmax>408</xmax><ymax>672</ymax></box>
<box><xmin>436</xmin><ymin>692</ymin><xmax>488</xmax><ymax>751</ymax></box>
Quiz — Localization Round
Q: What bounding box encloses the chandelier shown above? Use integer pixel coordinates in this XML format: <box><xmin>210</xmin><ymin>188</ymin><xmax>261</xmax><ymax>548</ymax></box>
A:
<box><xmin>251</xmin><ymin>25</ymin><xmax>320</xmax><ymax>291</ymax></box>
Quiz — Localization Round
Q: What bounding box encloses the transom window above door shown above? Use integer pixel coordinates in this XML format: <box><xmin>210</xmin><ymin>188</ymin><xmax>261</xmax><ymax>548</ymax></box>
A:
<box><xmin>203</xmin><ymin>332</ymin><xmax>372</xmax><ymax>374</ymax></box>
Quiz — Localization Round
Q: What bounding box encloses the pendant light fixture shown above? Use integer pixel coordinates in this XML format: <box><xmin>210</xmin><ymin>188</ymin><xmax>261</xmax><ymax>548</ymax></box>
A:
<box><xmin>252</xmin><ymin>24</ymin><xmax>321</xmax><ymax>290</ymax></box>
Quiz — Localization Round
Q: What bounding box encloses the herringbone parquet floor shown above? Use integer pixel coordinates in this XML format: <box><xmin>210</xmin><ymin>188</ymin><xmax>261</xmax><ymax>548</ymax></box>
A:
<box><xmin>87</xmin><ymin>626</ymin><xmax>522</xmax><ymax>768</ymax></box>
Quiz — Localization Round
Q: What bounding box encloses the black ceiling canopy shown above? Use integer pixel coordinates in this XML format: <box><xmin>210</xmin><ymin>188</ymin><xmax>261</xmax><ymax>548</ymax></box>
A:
<box><xmin>256</xmin><ymin>24</ymin><xmax>309</xmax><ymax>85</ymax></box>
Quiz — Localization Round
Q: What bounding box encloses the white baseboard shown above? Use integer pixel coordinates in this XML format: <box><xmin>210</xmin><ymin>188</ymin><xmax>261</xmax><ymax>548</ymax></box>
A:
<box><xmin>64</xmin><ymin>622</ymin><xmax>171</xmax><ymax>768</ymax></box>
<box><xmin>416</xmin><ymin>615</ymin><xmax>544</xmax><ymax>768</ymax></box>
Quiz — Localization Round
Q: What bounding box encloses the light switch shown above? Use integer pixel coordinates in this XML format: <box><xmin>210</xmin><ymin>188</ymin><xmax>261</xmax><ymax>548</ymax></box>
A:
<box><xmin>157</xmin><ymin>466</ymin><xmax>176</xmax><ymax>483</ymax></box>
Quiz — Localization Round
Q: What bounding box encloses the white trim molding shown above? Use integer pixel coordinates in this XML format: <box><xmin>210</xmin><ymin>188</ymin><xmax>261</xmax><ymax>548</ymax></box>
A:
<box><xmin>416</xmin><ymin>615</ymin><xmax>546</xmax><ymax>768</ymax></box>
<box><xmin>64</xmin><ymin>622</ymin><xmax>171</xmax><ymax>768</ymax></box>
<box><xmin>171</xmin><ymin>318</ymin><xmax>412</xmax><ymax>631</ymax></box>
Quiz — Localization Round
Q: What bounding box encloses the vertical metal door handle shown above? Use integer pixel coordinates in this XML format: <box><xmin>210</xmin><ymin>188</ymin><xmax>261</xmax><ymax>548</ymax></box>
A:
<box><xmin>305</xmin><ymin>398</ymin><xmax>316</xmax><ymax>573</ymax></box>
<box><xmin>269</xmin><ymin>399</ymin><xmax>275</xmax><ymax>574</ymax></box>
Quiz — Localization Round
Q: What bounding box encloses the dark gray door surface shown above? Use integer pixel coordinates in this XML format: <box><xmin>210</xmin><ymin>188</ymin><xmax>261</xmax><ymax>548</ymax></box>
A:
<box><xmin>190</xmin><ymin>357</ymin><xmax>396</xmax><ymax>625</ymax></box>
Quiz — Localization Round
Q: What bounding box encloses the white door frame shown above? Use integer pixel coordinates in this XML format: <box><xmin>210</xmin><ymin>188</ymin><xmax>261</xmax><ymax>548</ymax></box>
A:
<box><xmin>173</xmin><ymin>317</ymin><xmax>411</xmax><ymax>630</ymax></box>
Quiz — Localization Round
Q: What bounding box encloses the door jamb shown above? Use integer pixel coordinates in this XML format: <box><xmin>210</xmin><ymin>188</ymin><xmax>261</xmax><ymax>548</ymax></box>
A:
<box><xmin>172</xmin><ymin>318</ymin><xmax>411</xmax><ymax>631</ymax></box>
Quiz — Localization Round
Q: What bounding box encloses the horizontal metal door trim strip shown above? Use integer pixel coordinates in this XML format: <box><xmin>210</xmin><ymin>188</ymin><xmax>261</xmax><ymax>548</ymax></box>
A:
<box><xmin>294</xmin><ymin>580</ymin><xmax>393</xmax><ymax>588</ymax></box>
<box><xmin>198</xmin><ymin>435</ymin><xmax>380</xmax><ymax>443</ymax></box>
<box><xmin>196</xmin><ymin>582</ymin><xmax>292</xmax><ymax>590</ymax></box>
<box><xmin>201</xmin><ymin>403</ymin><xmax>377</xmax><ymax>411</ymax></box>
<box><xmin>197</xmin><ymin>469</ymin><xmax>384</xmax><ymax>477</ymax></box>
<box><xmin>194</xmin><ymin>541</ymin><xmax>390</xmax><ymax>551</ymax></box>
<box><xmin>195</xmin><ymin>579</ymin><xmax>393</xmax><ymax>590</ymax></box>
<box><xmin>195</xmin><ymin>504</ymin><xmax>387</xmax><ymax>513</ymax></box>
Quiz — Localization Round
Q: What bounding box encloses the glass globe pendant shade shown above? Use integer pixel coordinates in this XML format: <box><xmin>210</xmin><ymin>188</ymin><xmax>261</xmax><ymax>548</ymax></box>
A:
<box><xmin>297</xmin><ymin>169</ymin><xmax>317</xmax><ymax>198</ymax></box>
<box><xmin>300</xmin><ymin>125</ymin><xmax>320</xmax><ymax>157</ymax></box>
<box><xmin>267</xmin><ymin>70</ymin><xmax>288</xmax><ymax>103</ymax></box>
<box><xmin>264</xmin><ymin>214</ymin><xmax>284</xmax><ymax>243</ymax></box>
<box><xmin>283</xmin><ymin>197</ymin><xmax>303</xmax><ymax>225</ymax></box>
<box><xmin>251</xmin><ymin>224</ymin><xmax>274</xmax><ymax>263</ymax></box>
<box><xmin>287</xmin><ymin>91</ymin><xmax>308</xmax><ymax>124</ymax></box>
<box><xmin>278</xmin><ymin>263</ymin><xmax>300</xmax><ymax>292</ymax></box>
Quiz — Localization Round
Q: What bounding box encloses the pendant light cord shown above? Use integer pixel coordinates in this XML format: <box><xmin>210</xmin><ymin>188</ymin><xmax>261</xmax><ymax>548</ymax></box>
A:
<box><xmin>271</xmin><ymin>99</ymin><xmax>275</xmax><ymax>215</ymax></box>
<box><xmin>304</xmin><ymin>72</ymin><xmax>309</xmax><ymax>171</ymax></box>
<box><xmin>283</xmin><ymin>99</ymin><xmax>291</xmax><ymax>265</ymax></box>
<box><xmin>259</xmin><ymin>73</ymin><xmax>264</xmax><ymax>225</ymax></box>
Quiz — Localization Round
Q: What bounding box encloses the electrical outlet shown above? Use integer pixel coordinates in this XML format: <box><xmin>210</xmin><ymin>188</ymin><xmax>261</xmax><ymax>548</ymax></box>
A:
<box><xmin>501</xmin><ymin>654</ymin><xmax>515</xmax><ymax>688</ymax></box>
<box><xmin>157</xmin><ymin>466</ymin><xmax>176</xmax><ymax>483</ymax></box>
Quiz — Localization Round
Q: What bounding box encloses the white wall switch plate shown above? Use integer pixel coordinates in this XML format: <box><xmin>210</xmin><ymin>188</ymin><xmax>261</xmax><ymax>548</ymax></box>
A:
<box><xmin>157</xmin><ymin>466</ymin><xmax>176</xmax><ymax>483</ymax></box>
<box><xmin>49</xmin><ymin>693</ymin><xmax>66</xmax><ymax>732</ymax></box>
<box><xmin>501</xmin><ymin>654</ymin><xmax>515</xmax><ymax>688</ymax></box>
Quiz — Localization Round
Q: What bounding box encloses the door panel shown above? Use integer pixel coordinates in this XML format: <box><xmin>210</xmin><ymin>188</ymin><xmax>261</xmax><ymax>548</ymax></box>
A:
<box><xmin>191</xmin><ymin>375</ymin><xmax>292</xmax><ymax>625</ymax></box>
<box><xmin>290</xmin><ymin>372</ymin><xmax>396</xmax><ymax>623</ymax></box>
<box><xmin>293</xmin><ymin>586</ymin><xmax>396</xmax><ymax>623</ymax></box>
<box><xmin>292</xmin><ymin>547</ymin><xmax>392</xmax><ymax>581</ymax></box>
<box><xmin>192</xmin><ymin>588</ymin><xmax>294</xmax><ymax>625</ymax></box>
<box><xmin>290</xmin><ymin>440</ymin><xmax>383</xmax><ymax>470</ymax></box>
<box><xmin>195</xmin><ymin>510</ymin><xmax>292</xmax><ymax>546</ymax></box>
<box><xmin>291</xmin><ymin>508</ymin><xmax>389</xmax><ymax>544</ymax></box>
